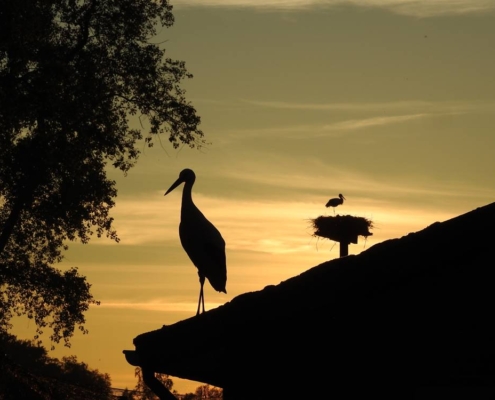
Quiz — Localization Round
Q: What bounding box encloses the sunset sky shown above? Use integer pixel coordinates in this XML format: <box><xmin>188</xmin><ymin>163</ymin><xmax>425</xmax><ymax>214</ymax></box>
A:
<box><xmin>12</xmin><ymin>0</ymin><xmax>495</xmax><ymax>393</ymax></box>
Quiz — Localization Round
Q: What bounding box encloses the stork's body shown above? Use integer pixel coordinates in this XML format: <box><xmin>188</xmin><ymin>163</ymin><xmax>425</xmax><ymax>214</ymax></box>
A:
<box><xmin>165</xmin><ymin>169</ymin><xmax>227</xmax><ymax>315</ymax></box>
<box><xmin>325</xmin><ymin>193</ymin><xmax>346</xmax><ymax>214</ymax></box>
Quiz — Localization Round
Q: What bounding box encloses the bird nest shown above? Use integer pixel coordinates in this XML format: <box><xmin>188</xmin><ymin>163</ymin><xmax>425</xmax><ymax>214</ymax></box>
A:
<box><xmin>311</xmin><ymin>215</ymin><xmax>373</xmax><ymax>244</ymax></box>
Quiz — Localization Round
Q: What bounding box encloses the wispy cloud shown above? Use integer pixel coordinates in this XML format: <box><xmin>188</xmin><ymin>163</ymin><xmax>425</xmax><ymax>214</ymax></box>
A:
<box><xmin>225</xmin><ymin>99</ymin><xmax>495</xmax><ymax>138</ymax></box>
<box><xmin>241</xmin><ymin>99</ymin><xmax>495</xmax><ymax>113</ymax></box>
<box><xmin>224</xmin><ymin>113</ymin><xmax>436</xmax><ymax>139</ymax></box>
<box><xmin>220</xmin><ymin>161</ymin><xmax>495</xmax><ymax>201</ymax></box>
<box><xmin>242</xmin><ymin>99</ymin><xmax>429</xmax><ymax>111</ymax></box>
<box><xmin>100</xmin><ymin>165</ymin><xmax>495</xmax><ymax>254</ymax></box>
<box><xmin>322</xmin><ymin>113</ymin><xmax>429</xmax><ymax>131</ymax></box>
<box><xmin>175</xmin><ymin>0</ymin><xmax>495</xmax><ymax>17</ymax></box>
<box><xmin>100</xmin><ymin>299</ymin><xmax>222</xmax><ymax>313</ymax></box>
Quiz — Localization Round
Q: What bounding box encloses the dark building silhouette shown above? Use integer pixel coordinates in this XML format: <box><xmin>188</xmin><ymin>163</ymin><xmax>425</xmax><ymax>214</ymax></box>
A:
<box><xmin>125</xmin><ymin>202</ymin><xmax>495</xmax><ymax>399</ymax></box>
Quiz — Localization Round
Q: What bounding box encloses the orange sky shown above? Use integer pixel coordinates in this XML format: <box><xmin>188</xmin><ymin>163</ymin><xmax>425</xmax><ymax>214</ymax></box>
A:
<box><xmin>11</xmin><ymin>0</ymin><xmax>495</xmax><ymax>394</ymax></box>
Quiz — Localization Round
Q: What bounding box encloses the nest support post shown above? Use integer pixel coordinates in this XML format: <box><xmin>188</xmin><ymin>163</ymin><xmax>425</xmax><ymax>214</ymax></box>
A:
<box><xmin>339</xmin><ymin>241</ymin><xmax>350</xmax><ymax>257</ymax></box>
<box><xmin>311</xmin><ymin>214</ymin><xmax>373</xmax><ymax>257</ymax></box>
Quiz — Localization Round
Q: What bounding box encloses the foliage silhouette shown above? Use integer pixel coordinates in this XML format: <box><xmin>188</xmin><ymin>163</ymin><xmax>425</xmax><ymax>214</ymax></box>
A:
<box><xmin>0</xmin><ymin>0</ymin><xmax>204</xmax><ymax>345</ymax></box>
<box><xmin>184</xmin><ymin>384</ymin><xmax>223</xmax><ymax>400</ymax></box>
<box><xmin>0</xmin><ymin>331</ymin><xmax>112</xmax><ymax>399</ymax></box>
<box><xmin>118</xmin><ymin>388</ymin><xmax>137</xmax><ymax>400</ymax></box>
<box><xmin>133</xmin><ymin>367</ymin><xmax>174</xmax><ymax>400</ymax></box>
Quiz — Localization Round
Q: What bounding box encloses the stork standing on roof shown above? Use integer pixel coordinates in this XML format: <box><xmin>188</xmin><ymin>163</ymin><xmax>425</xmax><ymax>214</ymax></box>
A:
<box><xmin>164</xmin><ymin>168</ymin><xmax>227</xmax><ymax>316</ymax></box>
<box><xmin>325</xmin><ymin>193</ymin><xmax>346</xmax><ymax>215</ymax></box>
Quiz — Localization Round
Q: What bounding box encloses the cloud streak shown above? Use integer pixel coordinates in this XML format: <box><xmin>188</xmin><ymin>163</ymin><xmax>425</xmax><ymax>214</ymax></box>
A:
<box><xmin>175</xmin><ymin>0</ymin><xmax>495</xmax><ymax>17</ymax></box>
<box><xmin>224</xmin><ymin>113</ymin><xmax>437</xmax><ymax>139</ymax></box>
<box><xmin>223</xmin><ymin>99</ymin><xmax>495</xmax><ymax>138</ymax></box>
<box><xmin>97</xmin><ymin>170</ymin><xmax>495</xmax><ymax>257</ymax></box>
<box><xmin>100</xmin><ymin>299</ymin><xmax>223</xmax><ymax>313</ymax></box>
<box><xmin>221</xmin><ymin>163</ymin><xmax>495</xmax><ymax>202</ymax></box>
<box><xmin>241</xmin><ymin>99</ymin><xmax>495</xmax><ymax>113</ymax></box>
<box><xmin>322</xmin><ymin>113</ymin><xmax>429</xmax><ymax>131</ymax></box>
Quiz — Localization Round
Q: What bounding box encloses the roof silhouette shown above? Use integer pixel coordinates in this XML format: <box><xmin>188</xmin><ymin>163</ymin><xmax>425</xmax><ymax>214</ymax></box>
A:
<box><xmin>125</xmin><ymin>202</ymin><xmax>495</xmax><ymax>399</ymax></box>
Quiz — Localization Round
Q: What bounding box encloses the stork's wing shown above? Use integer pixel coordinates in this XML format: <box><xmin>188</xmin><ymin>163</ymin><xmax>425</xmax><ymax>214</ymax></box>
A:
<box><xmin>179</xmin><ymin>215</ymin><xmax>227</xmax><ymax>293</ymax></box>
<box><xmin>203</xmin><ymin>238</ymin><xmax>227</xmax><ymax>293</ymax></box>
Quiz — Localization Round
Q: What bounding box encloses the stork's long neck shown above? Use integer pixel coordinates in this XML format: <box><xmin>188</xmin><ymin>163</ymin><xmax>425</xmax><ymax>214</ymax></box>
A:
<box><xmin>181</xmin><ymin>181</ymin><xmax>196</xmax><ymax>218</ymax></box>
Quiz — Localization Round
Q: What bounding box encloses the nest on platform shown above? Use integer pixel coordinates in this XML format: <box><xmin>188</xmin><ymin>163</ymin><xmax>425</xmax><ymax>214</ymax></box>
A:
<box><xmin>311</xmin><ymin>215</ymin><xmax>373</xmax><ymax>244</ymax></box>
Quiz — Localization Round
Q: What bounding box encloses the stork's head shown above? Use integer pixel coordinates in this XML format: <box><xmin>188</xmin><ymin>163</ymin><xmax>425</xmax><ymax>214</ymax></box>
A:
<box><xmin>164</xmin><ymin>168</ymin><xmax>196</xmax><ymax>195</ymax></box>
<box><xmin>339</xmin><ymin>193</ymin><xmax>346</xmax><ymax>200</ymax></box>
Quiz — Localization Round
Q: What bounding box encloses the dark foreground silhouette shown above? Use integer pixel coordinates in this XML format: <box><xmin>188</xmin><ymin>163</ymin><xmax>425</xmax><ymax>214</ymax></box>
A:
<box><xmin>125</xmin><ymin>202</ymin><xmax>495</xmax><ymax>400</ymax></box>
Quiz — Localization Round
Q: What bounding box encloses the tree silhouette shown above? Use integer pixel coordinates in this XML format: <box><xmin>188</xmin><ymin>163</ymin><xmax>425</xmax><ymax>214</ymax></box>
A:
<box><xmin>0</xmin><ymin>0</ymin><xmax>204</xmax><ymax>345</ymax></box>
<box><xmin>181</xmin><ymin>384</ymin><xmax>223</xmax><ymax>400</ymax></box>
<box><xmin>119</xmin><ymin>388</ymin><xmax>137</xmax><ymax>400</ymax></box>
<box><xmin>133</xmin><ymin>367</ymin><xmax>174</xmax><ymax>400</ymax></box>
<box><xmin>0</xmin><ymin>331</ymin><xmax>112</xmax><ymax>399</ymax></box>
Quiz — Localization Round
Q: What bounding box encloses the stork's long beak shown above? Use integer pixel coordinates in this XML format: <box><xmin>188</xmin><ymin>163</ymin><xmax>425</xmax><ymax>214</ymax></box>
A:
<box><xmin>164</xmin><ymin>178</ymin><xmax>183</xmax><ymax>196</ymax></box>
<box><xmin>342</xmin><ymin>195</ymin><xmax>346</xmax><ymax>200</ymax></box>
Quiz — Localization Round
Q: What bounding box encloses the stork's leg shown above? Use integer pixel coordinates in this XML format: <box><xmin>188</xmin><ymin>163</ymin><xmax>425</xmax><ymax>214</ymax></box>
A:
<box><xmin>196</xmin><ymin>289</ymin><xmax>201</xmax><ymax>316</ymax></box>
<box><xmin>200</xmin><ymin>275</ymin><xmax>205</xmax><ymax>314</ymax></box>
<box><xmin>196</xmin><ymin>275</ymin><xmax>206</xmax><ymax>316</ymax></box>
<box><xmin>196</xmin><ymin>283</ymin><xmax>202</xmax><ymax>316</ymax></box>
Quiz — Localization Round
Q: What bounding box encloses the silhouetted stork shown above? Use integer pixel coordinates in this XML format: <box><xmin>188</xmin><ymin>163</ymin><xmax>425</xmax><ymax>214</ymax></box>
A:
<box><xmin>325</xmin><ymin>193</ymin><xmax>346</xmax><ymax>215</ymax></box>
<box><xmin>164</xmin><ymin>168</ymin><xmax>227</xmax><ymax>315</ymax></box>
